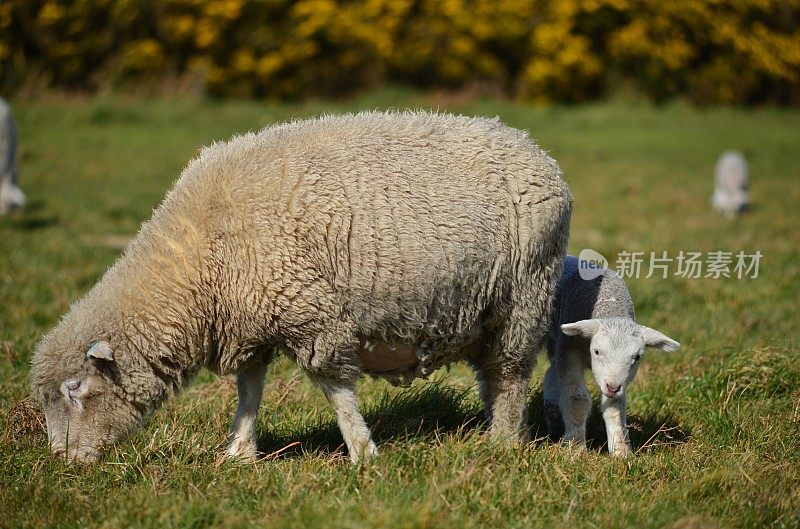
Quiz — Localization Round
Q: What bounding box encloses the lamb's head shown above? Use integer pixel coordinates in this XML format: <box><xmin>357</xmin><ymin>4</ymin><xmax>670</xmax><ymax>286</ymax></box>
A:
<box><xmin>30</xmin><ymin>337</ymin><xmax>145</xmax><ymax>463</ymax></box>
<box><xmin>561</xmin><ymin>318</ymin><xmax>680</xmax><ymax>398</ymax></box>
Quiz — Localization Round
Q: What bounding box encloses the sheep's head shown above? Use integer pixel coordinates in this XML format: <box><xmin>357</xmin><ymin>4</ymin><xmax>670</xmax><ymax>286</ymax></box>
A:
<box><xmin>561</xmin><ymin>318</ymin><xmax>680</xmax><ymax>398</ymax></box>
<box><xmin>30</xmin><ymin>339</ymin><xmax>144</xmax><ymax>463</ymax></box>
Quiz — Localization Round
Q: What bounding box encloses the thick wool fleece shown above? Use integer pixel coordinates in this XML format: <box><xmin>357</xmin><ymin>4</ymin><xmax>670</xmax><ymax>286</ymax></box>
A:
<box><xmin>31</xmin><ymin>111</ymin><xmax>572</xmax><ymax>449</ymax></box>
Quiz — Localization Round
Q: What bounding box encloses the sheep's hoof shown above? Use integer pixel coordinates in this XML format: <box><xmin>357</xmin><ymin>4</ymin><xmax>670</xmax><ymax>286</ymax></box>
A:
<box><xmin>350</xmin><ymin>440</ymin><xmax>378</xmax><ymax>463</ymax></box>
<box><xmin>226</xmin><ymin>437</ymin><xmax>258</xmax><ymax>462</ymax></box>
<box><xmin>611</xmin><ymin>443</ymin><xmax>633</xmax><ymax>458</ymax></box>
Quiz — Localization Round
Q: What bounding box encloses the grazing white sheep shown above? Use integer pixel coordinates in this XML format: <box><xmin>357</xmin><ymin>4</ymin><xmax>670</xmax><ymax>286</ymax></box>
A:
<box><xmin>712</xmin><ymin>150</ymin><xmax>748</xmax><ymax>217</ymax></box>
<box><xmin>0</xmin><ymin>97</ymin><xmax>27</xmax><ymax>214</ymax></box>
<box><xmin>30</xmin><ymin>111</ymin><xmax>573</xmax><ymax>463</ymax></box>
<box><xmin>543</xmin><ymin>255</ymin><xmax>680</xmax><ymax>457</ymax></box>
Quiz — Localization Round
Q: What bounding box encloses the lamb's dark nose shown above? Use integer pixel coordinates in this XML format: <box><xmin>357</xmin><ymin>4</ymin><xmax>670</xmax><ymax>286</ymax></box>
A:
<box><xmin>605</xmin><ymin>384</ymin><xmax>621</xmax><ymax>396</ymax></box>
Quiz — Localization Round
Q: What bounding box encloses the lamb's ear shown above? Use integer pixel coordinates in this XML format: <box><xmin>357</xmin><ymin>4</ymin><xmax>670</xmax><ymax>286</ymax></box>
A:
<box><xmin>561</xmin><ymin>319</ymin><xmax>601</xmax><ymax>338</ymax></box>
<box><xmin>641</xmin><ymin>326</ymin><xmax>680</xmax><ymax>351</ymax></box>
<box><xmin>86</xmin><ymin>340</ymin><xmax>114</xmax><ymax>362</ymax></box>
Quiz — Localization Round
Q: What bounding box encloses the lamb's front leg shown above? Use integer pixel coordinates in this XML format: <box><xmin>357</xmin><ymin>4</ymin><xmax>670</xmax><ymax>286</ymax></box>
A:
<box><xmin>601</xmin><ymin>393</ymin><xmax>632</xmax><ymax>457</ymax></box>
<box><xmin>557</xmin><ymin>349</ymin><xmax>591</xmax><ymax>449</ymax></box>
<box><xmin>227</xmin><ymin>360</ymin><xmax>268</xmax><ymax>461</ymax></box>
<box><xmin>315</xmin><ymin>378</ymin><xmax>377</xmax><ymax>463</ymax></box>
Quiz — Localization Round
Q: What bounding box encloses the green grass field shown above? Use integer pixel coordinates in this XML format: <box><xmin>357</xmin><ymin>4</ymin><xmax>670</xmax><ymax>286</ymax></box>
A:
<box><xmin>1</xmin><ymin>89</ymin><xmax>799</xmax><ymax>528</ymax></box>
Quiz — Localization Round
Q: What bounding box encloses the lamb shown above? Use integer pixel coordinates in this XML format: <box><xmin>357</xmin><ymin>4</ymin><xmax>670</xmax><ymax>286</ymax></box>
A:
<box><xmin>0</xmin><ymin>97</ymin><xmax>27</xmax><ymax>214</ymax></box>
<box><xmin>543</xmin><ymin>255</ymin><xmax>680</xmax><ymax>457</ymax></box>
<box><xmin>712</xmin><ymin>150</ymin><xmax>748</xmax><ymax>217</ymax></box>
<box><xmin>30</xmin><ymin>111</ymin><xmax>573</xmax><ymax>463</ymax></box>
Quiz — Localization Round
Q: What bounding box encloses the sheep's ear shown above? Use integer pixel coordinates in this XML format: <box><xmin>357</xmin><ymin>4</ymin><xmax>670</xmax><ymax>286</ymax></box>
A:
<box><xmin>86</xmin><ymin>340</ymin><xmax>114</xmax><ymax>362</ymax></box>
<box><xmin>60</xmin><ymin>377</ymin><xmax>89</xmax><ymax>405</ymax></box>
<box><xmin>641</xmin><ymin>327</ymin><xmax>680</xmax><ymax>352</ymax></box>
<box><xmin>561</xmin><ymin>319</ymin><xmax>601</xmax><ymax>338</ymax></box>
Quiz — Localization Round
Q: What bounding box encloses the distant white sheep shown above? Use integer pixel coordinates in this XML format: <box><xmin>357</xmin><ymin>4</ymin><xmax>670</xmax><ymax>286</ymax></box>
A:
<box><xmin>712</xmin><ymin>151</ymin><xmax>748</xmax><ymax>217</ymax></box>
<box><xmin>0</xmin><ymin>97</ymin><xmax>26</xmax><ymax>214</ymax></box>
<box><xmin>30</xmin><ymin>111</ymin><xmax>573</xmax><ymax>463</ymax></box>
<box><xmin>543</xmin><ymin>255</ymin><xmax>680</xmax><ymax>457</ymax></box>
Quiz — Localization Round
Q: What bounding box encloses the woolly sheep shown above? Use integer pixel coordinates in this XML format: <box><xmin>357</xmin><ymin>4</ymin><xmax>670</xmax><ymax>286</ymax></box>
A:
<box><xmin>712</xmin><ymin>150</ymin><xmax>748</xmax><ymax>217</ymax></box>
<box><xmin>0</xmin><ymin>97</ymin><xmax>27</xmax><ymax>214</ymax></box>
<box><xmin>543</xmin><ymin>255</ymin><xmax>680</xmax><ymax>457</ymax></box>
<box><xmin>30</xmin><ymin>111</ymin><xmax>573</xmax><ymax>463</ymax></box>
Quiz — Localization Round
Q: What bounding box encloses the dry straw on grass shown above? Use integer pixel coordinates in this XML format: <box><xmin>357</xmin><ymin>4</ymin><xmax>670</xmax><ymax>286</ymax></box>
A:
<box><xmin>3</xmin><ymin>397</ymin><xmax>46</xmax><ymax>445</ymax></box>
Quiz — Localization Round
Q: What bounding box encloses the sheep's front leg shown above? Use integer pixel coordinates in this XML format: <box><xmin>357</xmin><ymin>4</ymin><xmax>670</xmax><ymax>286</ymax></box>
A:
<box><xmin>315</xmin><ymin>378</ymin><xmax>377</xmax><ymax>463</ymax></box>
<box><xmin>558</xmin><ymin>349</ymin><xmax>591</xmax><ymax>449</ymax></box>
<box><xmin>227</xmin><ymin>360</ymin><xmax>268</xmax><ymax>461</ymax></box>
<box><xmin>601</xmin><ymin>393</ymin><xmax>632</xmax><ymax>457</ymax></box>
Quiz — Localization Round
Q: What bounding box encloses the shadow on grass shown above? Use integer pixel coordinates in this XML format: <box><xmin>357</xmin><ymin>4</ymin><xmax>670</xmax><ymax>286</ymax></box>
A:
<box><xmin>527</xmin><ymin>392</ymin><xmax>691</xmax><ymax>454</ymax></box>
<box><xmin>256</xmin><ymin>381</ymin><xmax>689</xmax><ymax>460</ymax></box>
<box><xmin>256</xmin><ymin>382</ymin><xmax>485</xmax><ymax>460</ymax></box>
<box><xmin>5</xmin><ymin>200</ymin><xmax>59</xmax><ymax>230</ymax></box>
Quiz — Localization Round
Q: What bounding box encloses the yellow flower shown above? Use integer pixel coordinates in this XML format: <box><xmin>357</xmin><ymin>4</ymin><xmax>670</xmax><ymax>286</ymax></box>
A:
<box><xmin>194</xmin><ymin>19</ymin><xmax>219</xmax><ymax>49</ymax></box>
<box><xmin>38</xmin><ymin>2</ymin><xmax>65</xmax><ymax>26</ymax></box>
<box><xmin>122</xmin><ymin>40</ymin><xmax>166</xmax><ymax>71</ymax></box>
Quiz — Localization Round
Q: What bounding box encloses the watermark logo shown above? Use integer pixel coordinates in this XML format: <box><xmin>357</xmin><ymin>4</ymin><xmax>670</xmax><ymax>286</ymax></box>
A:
<box><xmin>578</xmin><ymin>248</ymin><xmax>609</xmax><ymax>280</ymax></box>
<box><xmin>576</xmin><ymin>248</ymin><xmax>762</xmax><ymax>279</ymax></box>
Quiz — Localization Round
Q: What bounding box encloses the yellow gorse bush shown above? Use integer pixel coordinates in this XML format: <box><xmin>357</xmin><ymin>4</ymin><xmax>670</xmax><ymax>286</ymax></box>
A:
<box><xmin>1</xmin><ymin>0</ymin><xmax>798</xmax><ymax>103</ymax></box>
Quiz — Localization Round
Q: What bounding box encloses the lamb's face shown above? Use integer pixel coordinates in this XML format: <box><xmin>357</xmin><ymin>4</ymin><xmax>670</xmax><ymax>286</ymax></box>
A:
<box><xmin>561</xmin><ymin>318</ymin><xmax>681</xmax><ymax>399</ymax></box>
<box><xmin>31</xmin><ymin>340</ymin><xmax>142</xmax><ymax>463</ymax></box>
<box><xmin>585</xmin><ymin>323</ymin><xmax>645</xmax><ymax>398</ymax></box>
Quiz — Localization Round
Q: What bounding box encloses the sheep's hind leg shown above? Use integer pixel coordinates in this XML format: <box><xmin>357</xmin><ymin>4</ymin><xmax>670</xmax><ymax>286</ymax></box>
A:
<box><xmin>473</xmin><ymin>332</ymin><xmax>533</xmax><ymax>443</ymax></box>
<box><xmin>481</xmin><ymin>367</ymin><xmax>531</xmax><ymax>442</ymax></box>
<box><xmin>227</xmin><ymin>359</ymin><xmax>269</xmax><ymax>461</ymax></box>
<box><xmin>315</xmin><ymin>378</ymin><xmax>377</xmax><ymax>463</ymax></box>
<box><xmin>543</xmin><ymin>361</ymin><xmax>564</xmax><ymax>441</ymax></box>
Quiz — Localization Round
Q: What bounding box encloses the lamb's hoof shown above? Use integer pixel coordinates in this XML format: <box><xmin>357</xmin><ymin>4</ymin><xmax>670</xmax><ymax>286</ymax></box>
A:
<box><xmin>561</xmin><ymin>436</ymin><xmax>587</xmax><ymax>451</ymax></box>
<box><xmin>226</xmin><ymin>437</ymin><xmax>258</xmax><ymax>462</ymax></box>
<box><xmin>350</xmin><ymin>440</ymin><xmax>378</xmax><ymax>463</ymax></box>
<box><xmin>544</xmin><ymin>402</ymin><xmax>564</xmax><ymax>441</ymax></box>
<box><xmin>544</xmin><ymin>401</ymin><xmax>561</xmax><ymax>423</ymax></box>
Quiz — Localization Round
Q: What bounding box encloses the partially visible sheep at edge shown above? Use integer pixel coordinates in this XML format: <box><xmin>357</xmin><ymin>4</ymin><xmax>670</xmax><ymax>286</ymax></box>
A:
<box><xmin>543</xmin><ymin>255</ymin><xmax>680</xmax><ymax>457</ymax></box>
<box><xmin>29</xmin><ymin>111</ymin><xmax>573</xmax><ymax>463</ymax></box>
<box><xmin>0</xmin><ymin>97</ymin><xmax>27</xmax><ymax>215</ymax></box>
<box><xmin>712</xmin><ymin>150</ymin><xmax>748</xmax><ymax>217</ymax></box>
